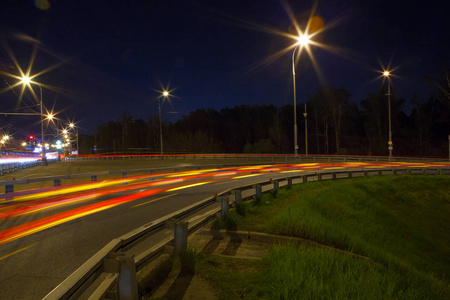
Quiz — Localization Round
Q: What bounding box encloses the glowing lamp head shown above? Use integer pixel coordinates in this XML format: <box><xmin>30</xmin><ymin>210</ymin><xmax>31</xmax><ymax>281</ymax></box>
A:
<box><xmin>21</xmin><ymin>76</ymin><xmax>31</xmax><ymax>84</ymax></box>
<box><xmin>296</xmin><ymin>34</ymin><xmax>311</xmax><ymax>46</ymax></box>
<box><xmin>163</xmin><ymin>91</ymin><xmax>169</xmax><ymax>97</ymax></box>
<box><xmin>69</xmin><ymin>123</ymin><xmax>75</xmax><ymax>128</ymax></box>
<box><xmin>383</xmin><ymin>71</ymin><xmax>390</xmax><ymax>77</ymax></box>
<box><xmin>47</xmin><ymin>114</ymin><xmax>54</xmax><ymax>120</ymax></box>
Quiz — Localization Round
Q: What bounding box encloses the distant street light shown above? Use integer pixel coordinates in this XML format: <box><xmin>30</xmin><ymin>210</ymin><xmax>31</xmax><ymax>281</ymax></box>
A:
<box><xmin>69</xmin><ymin>123</ymin><xmax>79</xmax><ymax>155</ymax></box>
<box><xmin>0</xmin><ymin>135</ymin><xmax>10</xmax><ymax>155</ymax></box>
<box><xmin>383</xmin><ymin>71</ymin><xmax>393</xmax><ymax>161</ymax></box>
<box><xmin>20</xmin><ymin>76</ymin><xmax>48</xmax><ymax>165</ymax></box>
<box><xmin>292</xmin><ymin>34</ymin><xmax>311</xmax><ymax>156</ymax></box>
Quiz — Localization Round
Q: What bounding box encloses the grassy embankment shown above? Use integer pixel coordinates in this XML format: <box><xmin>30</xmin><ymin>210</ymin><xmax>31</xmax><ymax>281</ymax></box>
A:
<box><xmin>149</xmin><ymin>175</ymin><xmax>450</xmax><ymax>299</ymax></box>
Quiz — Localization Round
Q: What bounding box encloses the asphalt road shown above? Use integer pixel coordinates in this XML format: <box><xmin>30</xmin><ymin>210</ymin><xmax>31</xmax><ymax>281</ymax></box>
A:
<box><xmin>1</xmin><ymin>158</ymin><xmax>447</xmax><ymax>299</ymax></box>
<box><xmin>0</xmin><ymin>159</ymin><xmax>301</xmax><ymax>299</ymax></box>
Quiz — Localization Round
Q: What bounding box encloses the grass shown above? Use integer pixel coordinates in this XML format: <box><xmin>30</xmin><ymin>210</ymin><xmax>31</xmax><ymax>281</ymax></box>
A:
<box><xmin>199</xmin><ymin>175</ymin><xmax>450</xmax><ymax>299</ymax></box>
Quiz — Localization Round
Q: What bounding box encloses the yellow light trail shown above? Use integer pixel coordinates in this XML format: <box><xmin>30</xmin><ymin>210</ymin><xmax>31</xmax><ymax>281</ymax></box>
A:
<box><xmin>12</xmin><ymin>179</ymin><xmax>135</xmax><ymax>203</ymax></box>
<box><xmin>232</xmin><ymin>174</ymin><xmax>260</xmax><ymax>179</ymax></box>
<box><xmin>166</xmin><ymin>182</ymin><xmax>211</xmax><ymax>192</ymax></box>
<box><xmin>214</xmin><ymin>171</ymin><xmax>237</xmax><ymax>177</ymax></box>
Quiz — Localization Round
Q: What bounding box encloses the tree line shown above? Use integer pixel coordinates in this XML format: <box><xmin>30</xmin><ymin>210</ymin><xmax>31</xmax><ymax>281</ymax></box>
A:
<box><xmin>79</xmin><ymin>83</ymin><xmax>450</xmax><ymax>157</ymax></box>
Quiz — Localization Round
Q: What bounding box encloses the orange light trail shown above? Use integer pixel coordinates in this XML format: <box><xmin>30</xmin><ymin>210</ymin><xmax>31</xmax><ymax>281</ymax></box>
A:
<box><xmin>0</xmin><ymin>187</ymin><xmax>165</xmax><ymax>245</ymax></box>
<box><xmin>0</xmin><ymin>177</ymin><xmax>186</xmax><ymax>220</ymax></box>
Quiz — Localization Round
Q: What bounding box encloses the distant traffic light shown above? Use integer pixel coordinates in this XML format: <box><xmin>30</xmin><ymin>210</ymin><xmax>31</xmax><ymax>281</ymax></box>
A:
<box><xmin>29</xmin><ymin>135</ymin><xmax>34</xmax><ymax>140</ymax></box>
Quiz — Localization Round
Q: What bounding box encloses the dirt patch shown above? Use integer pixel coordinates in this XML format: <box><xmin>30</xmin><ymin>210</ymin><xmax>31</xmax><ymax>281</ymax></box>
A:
<box><xmin>148</xmin><ymin>265</ymin><xmax>218</xmax><ymax>300</ymax></box>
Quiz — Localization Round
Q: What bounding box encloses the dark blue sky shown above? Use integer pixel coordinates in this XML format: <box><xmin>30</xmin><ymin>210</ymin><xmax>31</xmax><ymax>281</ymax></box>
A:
<box><xmin>0</xmin><ymin>0</ymin><xmax>448</xmax><ymax>135</ymax></box>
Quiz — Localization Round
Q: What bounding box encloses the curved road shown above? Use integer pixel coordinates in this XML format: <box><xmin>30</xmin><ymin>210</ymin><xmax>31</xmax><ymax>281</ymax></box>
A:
<box><xmin>0</xmin><ymin>159</ymin><xmax>447</xmax><ymax>299</ymax></box>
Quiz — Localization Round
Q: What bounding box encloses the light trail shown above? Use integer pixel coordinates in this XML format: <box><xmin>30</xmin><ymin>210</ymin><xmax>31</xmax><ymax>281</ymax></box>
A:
<box><xmin>0</xmin><ymin>162</ymin><xmax>448</xmax><ymax>246</ymax></box>
<box><xmin>233</xmin><ymin>174</ymin><xmax>261</xmax><ymax>179</ymax></box>
<box><xmin>0</xmin><ymin>187</ymin><xmax>166</xmax><ymax>245</ymax></box>
<box><xmin>166</xmin><ymin>182</ymin><xmax>211</xmax><ymax>192</ymax></box>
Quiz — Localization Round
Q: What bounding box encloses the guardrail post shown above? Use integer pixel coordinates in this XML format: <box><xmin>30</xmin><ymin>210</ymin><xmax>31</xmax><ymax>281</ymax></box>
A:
<box><xmin>174</xmin><ymin>221</ymin><xmax>188</xmax><ymax>255</ymax></box>
<box><xmin>364</xmin><ymin>170</ymin><xmax>368</xmax><ymax>176</ymax></box>
<box><xmin>318</xmin><ymin>173</ymin><xmax>322</xmax><ymax>181</ymax></box>
<box><xmin>332</xmin><ymin>172</ymin><xmax>336</xmax><ymax>180</ymax></box>
<box><xmin>273</xmin><ymin>180</ymin><xmax>279</xmax><ymax>194</ymax></box>
<box><xmin>234</xmin><ymin>190</ymin><xmax>242</xmax><ymax>207</ymax></box>
<box><xmin>54</xmin><ymin>179</ymin><xmax>61</xmax><ymax>186</ymax></box>
<box><xmin>302</xmin><ymin>175</ymin><xmax>307</xmax><ymax>183</ymax></box>
<box><xmin>255</xmin><ymin>184</ymin><xmax>262</xmax><ymax>202</ymax></box>
<box><xmin>103</xmin><ymin>252</ymin><xmax>138</xmax><ymax>300</ymax></box>
<box><xmin>220</xmin><ymin>196</ymin><xmax>229</xmax><ymax>219</ymax></box>
<box><xmin>348</xmin><ymin>171</ymin><xmax>353</xmax><ymax>178</ymax></box>
<box><xmin>287</xmin><ymin>178</ymin><xmax>292</xmax><ymax>189</ymax></box>
<box><xmin>5</xmin><ymin>184</ymin><xmax>14</xmax><ymax>193</ymax></box>
<box><xmin>378</xmin><ymin>170</ymin><xmax>382</xmax><ymax>176</ymax></box>
<box><xmin>91</xmin><ymin>175</ymin><xmax>97</xmax><ymax>181</ymax></box>
<box><xmin>5</xmin><ymin>184</ymin><xmax>14</xmax><ymax>202</ymax></box>
<box><xmin>123</xmin><ymin>172</ymin><xmax>127</xmax><ymax>178</ymax></box>
<box><xmin>117</xmin><ymin>254</ymin><xmax>138</xmax><ymax>300</ymax></box>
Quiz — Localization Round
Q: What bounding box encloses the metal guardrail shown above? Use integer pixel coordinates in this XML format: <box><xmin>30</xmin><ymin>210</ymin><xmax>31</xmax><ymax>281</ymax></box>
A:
<box><xmin>0</xmin><ymin>160</ymin><xmax>42</xmax><ymax>176</ymax></box>
<box><xmin>64</xmin><ymin>153</ymin><xmax>449</xmax><ymax>163</ymax></box>
<box><xmin>0</xmin><ymin>163</ymin><xmax>267</xmax><ymax>197</ymax></box>
<box><xmin>43</xmin><ymin>165</ymin><xmax>450</xmax><ymax>299</ymax></box>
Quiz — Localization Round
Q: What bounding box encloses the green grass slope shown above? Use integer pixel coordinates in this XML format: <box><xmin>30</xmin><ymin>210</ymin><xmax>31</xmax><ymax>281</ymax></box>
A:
<box><xmin>213</xmin><ymin>175</ymin><xmax>450</xmax><ymax>299</ymax></box>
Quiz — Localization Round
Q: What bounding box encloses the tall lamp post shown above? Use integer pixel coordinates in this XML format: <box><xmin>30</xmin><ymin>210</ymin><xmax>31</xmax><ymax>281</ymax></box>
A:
<box><xmin>383</xmin><ymin>71</ymin><xmax>393</xmax><ymax>161</ymax></box>
<box><xmin>158</xmin><ymin>91</ymin><xmax>169</xmax><ymax>156</ymax></box>
<box><xmin>21</xmin><ymin>77</ymin><xmax>47</xmax><ymax>165</ymax></box>
<box><xmin>304</xmin><ymin>103</ymin><xmax>308</xmax><ymax>155</ymax></box>
<box><xmin>292</xmin><ymin>34</ymin><xmax>311</xmax><ymax>156</ymax></box>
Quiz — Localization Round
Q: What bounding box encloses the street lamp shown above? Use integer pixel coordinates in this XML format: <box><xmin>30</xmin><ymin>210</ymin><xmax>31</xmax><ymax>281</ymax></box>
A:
<box><xmin>21</xmin><ymin>76</ymin><xmax>48</xmax><ymax>165</ymax></box>
<box><xmin>0</xmin><ymin>135</ymin><xmax>10</xmax><ymax>155</ymax></box>
<box><xmin>158</xmin><ymin>91</ymin><xmax>170</xmax><ymax>156</ymax></box>
<box><xmin>292</xmin><ymin>34</ymin><xmax>311</xmax><ymax>156</ymax></box>
<box><xmin>69</xmin><ymin>123</ymin><xmax>79</xmax><ymax>155</ymax></box>
<box><xmin>383</xmin><ymin>71</ymin><xmax>393</xmax><ymax>161</ymax></box>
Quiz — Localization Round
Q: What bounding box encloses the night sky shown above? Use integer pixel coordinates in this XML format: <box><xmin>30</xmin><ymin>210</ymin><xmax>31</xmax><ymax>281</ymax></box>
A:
<box><xmin>0</xmin><ymin>0</ymin><xmax>448</xmax><ymax>135</ymax></box>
